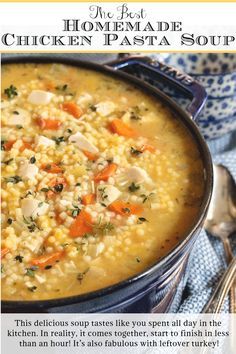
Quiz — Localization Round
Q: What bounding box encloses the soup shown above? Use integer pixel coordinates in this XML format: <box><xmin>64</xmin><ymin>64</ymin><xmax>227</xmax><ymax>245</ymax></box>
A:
<box><xmin>1</xmin><ymin>63</ymin><xmax>205</xmax><ymax>300</ymax></box>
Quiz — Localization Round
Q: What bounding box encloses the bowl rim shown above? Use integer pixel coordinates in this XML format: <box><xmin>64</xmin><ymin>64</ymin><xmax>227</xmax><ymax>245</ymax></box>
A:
<box><xmin>1</xmin><ymin>55</ymin><xmax>213</xmax><ymax>309</ymax></box>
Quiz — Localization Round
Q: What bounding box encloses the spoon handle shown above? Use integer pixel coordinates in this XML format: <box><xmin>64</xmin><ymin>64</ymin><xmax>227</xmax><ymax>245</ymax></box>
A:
<box><xmin>201</xmin><ymin>257</ymin><xmax>236</xmax><ymax>313</ymax></box>
<box><xmin>222</xmin><ymin>238</ymin><xmax>236</xmax><ymax>313</ymax></box>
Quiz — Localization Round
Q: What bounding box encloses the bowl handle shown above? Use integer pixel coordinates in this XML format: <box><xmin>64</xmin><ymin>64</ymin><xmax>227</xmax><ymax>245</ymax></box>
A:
<box><xmin>106</xmin><ymin>56</ymin><xmax>207</xmax><ymax>121</ymax></box>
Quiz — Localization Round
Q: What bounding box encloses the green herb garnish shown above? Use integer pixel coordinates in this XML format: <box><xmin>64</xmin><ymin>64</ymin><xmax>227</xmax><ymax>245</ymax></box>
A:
<box><xmin>15</xmin><ymin>255</ymin><xmax>24</xmax><ymax>263</ymax></box>
<box><xmin>130</xmin><ymin>147</ymin><xmax>142</xmax><ymax>156</ymax></box>
<box><xmin>53</xmin><ymin>183</ymin><xmax>64</xmax><ymax>193</ymax></box>
<box><xmin>53</xmin><ymin>136</ymin><xmax>65</xmax><ymax>145</ymax></box>
<box><xmin>29</xmin><ymin>156</ymin><xmax>36</xmax><ymax>164</ymax></box>
<box><xmin>55</xmin><ymin>84</ymin><xmax>68</xmax><ymax>92</ymax></box>
<box><xmin>2</xmin><ymin>158</ymin><xmax>14</xmax><ymax>165</ymax></box>
<box><xmin>77</xmin><ymin>268</ymin><xmax>89</xmax><ymax>284</ymax></box>
<box><xmin>137</xmin><ymin>217</ymin><xmax>148</xmax><ymax>224</ymax></box>
<box><xmin>28</xmin><ymin>286</ymin><xmax>37</xmax><ymax>292</ymax></box>
<box><xmin>4</xmin><ymin>85</ymin><xmax>18</xmax><ymax>99</ymax></box>
<box><xmin>4</xmin><ymin>175</ymin><xmax>22</xmax><ymax>184</ymax></box>
<box><xmin>25</xmin><ymin>266</ymin><xmax>38</xmax><ymax>278</ymax></box>
<box><xmin>130</xmin><ymin>106</ymin><xmax>142</xmax><ymax>120</ymax></box>
<box><xmin>128</xmin><ymin>182</ymin><xmax>140</xmax><ymax>193</ymax></box>
<box><xmin>140</xmin><ymin>192</ymin><xmax>155</xmax><ymax>204</ymax></box>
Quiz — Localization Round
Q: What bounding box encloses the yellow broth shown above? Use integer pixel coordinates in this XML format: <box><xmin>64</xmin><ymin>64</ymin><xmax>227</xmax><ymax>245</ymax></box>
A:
<box><xmin>1</xmin><ymin>63</ymin><xmax>205</xmax><ymax>300</ymax></box>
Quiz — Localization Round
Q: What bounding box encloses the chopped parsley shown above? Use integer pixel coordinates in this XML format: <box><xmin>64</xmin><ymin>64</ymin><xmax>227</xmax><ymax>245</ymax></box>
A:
<box><xmin>137</xmin><ymin>217</ymin><xmax>148</xmax><ymax>224</ymax></box>
<box><xmin>55</xmin><ymin>84</ymin><xmax>68</xmax><ymax>92</ymax></box>
<box><xmin>25</xmin><ymin>266</ymin><xmax>38</xmax><ymax>278</ymax></box>
<box><xmin>130</xmin><ymin>147</ymin><xmax>142</xmax><ymax>156</ymax></box>
<box><xmin>4</xmin><ymin>175</ymin><xmax>22</xmax><ymax>184</ymax></box>
<box><xmin>93</xmin><ymin>218</ymin><xmax>115</xmax><ymax>235</ymax></box>
<box><xmin>128</xmin><ymin>182</ymin><xmax>140</xmax><ymax>193</ymax></box>
<box><xmin>122</xmin><ymin>207</ymin><xmax>131</xmax><ymax>214</ymax></box>
<box><xmin>16</xmin><ymin>125</ymin><xmax>23</xmax><ymax>129</ymax></box>
<box><xmin>29</xmin><ymin>156</ymin><xmax>36</xmax><ymax>164</ymax></box>
<box><xmin>130</xmin><ymin>106</ymin><xmax>142</xmax><ymax>120</ymax></box>
<box><xmin>53</xmin><ymin>136</ymin><xmax>66</xmax><ymax>145</ymax></box>
<box><xmin>4</xmin><ymin>85</ymin><xmax>18</xmax><ymax>99</ymax></box>
<box><xmin>77</xmin><ymin>268</ymin><xmax>90</xmax><ymax>284</ymax></box>
<box><xmin>89</xmin><ymin>104</ymin><xmax>97</xmax><ymax>112</ymax></box>
<box><xmin>23</xmin><ymin>216</ymin><xmax>41</xmax><ymax>233</ymax></box>
<box><xmin>53</xmin><ymin>183</ymin><xmax>64</xmax><ymax>193</ymax></box>
<box><xmin>71</xmin><ymin>204</ymin><xmax>81</xmax><ymax>218</ymax></box>
<box><xmin>136</xmin><ymin>257</ymin><xmax>141</xmax><ymax>263</ymax></box>
<box><xmin>140</xmin><ymin>192</ymin><xmax>155</xmax><ymax>204</ymax></box>
<box><xmin>98</xmin><ymin>187</ymin><xmax>108</xmax><ymax>202</ymax></box>
<box><xmin>1</xmin><ymin>140</ymin><xmax>6</xmax><ymax>151</ymax></box>
<box><xmin>40</xmin><ymin>187</ymin><xmax>51</xmax><ymax>193</ymax></box>
<box><xmin>2</xmin><ymin>158</ymin><xmax>14</xmax><ymax>166</ymax></box>
<box><xmin>15</xmin><ymin>255</ymin><xmax>24</xmax><ymax>263</ymax></box>
<box><xmin>44</xmin><ymin>265</ymin><xmax>52</xmax><ymax>270</ymax></box>
<box><xmin>28</xmin><ymin>286</ymin><xmax>37</xmax><ymax>292</ymax></box>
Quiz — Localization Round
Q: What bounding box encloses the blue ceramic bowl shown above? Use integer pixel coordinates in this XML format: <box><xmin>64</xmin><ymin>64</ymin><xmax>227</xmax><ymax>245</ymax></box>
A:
<box><xmin>2</xmin><ymin>55</ymin><xmax>212</xmax><ymax>313</ymax></box>
<box><xmin>163</xmin><ymin>53</ymin><xmax>236</xmax><ymax>140</ymax></box>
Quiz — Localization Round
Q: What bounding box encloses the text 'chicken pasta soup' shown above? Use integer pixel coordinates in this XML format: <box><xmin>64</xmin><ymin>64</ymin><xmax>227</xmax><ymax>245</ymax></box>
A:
<box><xmin>1</xmin><ymin>63</ymin><xmax>205</xmax><ymax>300</ymax></box>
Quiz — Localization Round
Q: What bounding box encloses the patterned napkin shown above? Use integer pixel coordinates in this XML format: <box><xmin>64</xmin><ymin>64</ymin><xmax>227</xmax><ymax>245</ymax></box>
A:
<box><xmin>177</xmin><ymin>147</ymin><xmax>236</xmax><ymax>313</ymax></box>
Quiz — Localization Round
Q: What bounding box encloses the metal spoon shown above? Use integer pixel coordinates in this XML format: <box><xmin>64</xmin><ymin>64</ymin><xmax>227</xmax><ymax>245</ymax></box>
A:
<box><xmin>204</xmin><ymin>164</ymin><xmax>236</xmax><ymax>313</ymax></box>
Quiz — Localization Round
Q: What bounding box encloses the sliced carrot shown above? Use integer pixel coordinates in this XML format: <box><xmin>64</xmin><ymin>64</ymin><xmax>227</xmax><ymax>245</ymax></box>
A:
<box><xmin>82</xmin><ymin>193</ymin><xmax>96</xmax><ymax>206</ymax></box>
<box><xmin>3</xmin><ymin>140</ymin><xmax>16</xmax><ymax>151</ymax></box>
<box><xmin>31</xmin><ymin>251</ymin><xmax>64</xmax><ymax>268</ymax></box>
<box><xmin>82</xmin><ymin>150</ymin><xmax>98</xmax><ymax>161</ymax></box>
<box><xmin>36</xmin><ymin>118</ymin><xmax>62</xmax><ymax>130</ymax></box>
<box><xmin>41</xmin><ymin>163</ymin><xmax>63</xmax><ymax>174</ymax></box>
<box><xmin>140</xmin><ymin>144</ymin><xmax>156</xmax><ymax>153</ymax></box>
<box><xmin>61</xmin><ymin>102</ymin><xmax>83</xmax><ymax>119</ymax></box>
<box><xmin>69</xmin><ymin>210</ymin><xmax>93</xmax><ymax>238</ymax></box>
<box><xmin>94</xmin><ymin>163</ymin><xmax>117</xmax><ymax>183</ymax></box>
<box><xmin>20</xmin><ymin>141</ymin><xmax>34</xmax><ymax>152</ymax></box>
<box><xmin>3</xmin><ymin>140</ymin><xmax>33</xmax><ymax>152</ymax></box>
<box><xmin>108</xmin><ymin>201</ymin><xmax>143</xmax><ymax>216</ymax></box>
<box><xmin>0</xmin><ymin>247</ymin><xmax>9</xmax><ymax>259</ymax></box>
<box><xmin>108</xmin><ymin>119</ymin><xmax>138</xmax><ymax>137</ymax></box>
<box><xmin>46</xmin><ymin>177</ymin><xmax>67</xmax><ymax>199</ymax></box>
<box><xmin>55</xmin><ymin>212</ymin><xmax>64</xmax><ymax>225</ymax></box>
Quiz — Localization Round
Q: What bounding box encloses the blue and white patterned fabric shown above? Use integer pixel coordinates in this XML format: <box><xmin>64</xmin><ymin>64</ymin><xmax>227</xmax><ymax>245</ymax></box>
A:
<box><xmin>178</xmin><ymin>146</ymin><xmax>236</xmax><ymax>313</ymax></box>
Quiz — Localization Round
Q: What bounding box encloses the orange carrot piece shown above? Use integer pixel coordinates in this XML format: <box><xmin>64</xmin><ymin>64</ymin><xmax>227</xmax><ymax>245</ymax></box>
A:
<box><xmin>94</xmin><ymin>163</ymin><xmax>117</xmax><ymax>182</ymax></box>
<box><xmin>0</xmin><ymin>247</ymin><xmax>9</xmax><ymax>259</ymax></box>
<box><xmin>20</xmin><ymin>141</ymin><xmax>34</xmax><ymax>152</ymax></box>
<box><xmin>36</xmin><ymin>118</ymin><xmax>62</xmax><ymax>130</ymax></box>
<box><xmin>31</xmin><ymin>251</ymin><xmax>64</xmax><ymax>268</ymax></box>
<box><xmin>108</xmin><ymin>119</ymin><xmax>138</xmax><ymax>137</ymax></box>
<box><xmin>140</xmin><ymin>144</ymin><xmax>156</xmax><ymax>153</ymax></box>
<box><xmin>41</xmin><ymin>163</ymin><xmax>63</xmax><ymax>174</ymax></box>
<box><xmin>55</xmin><ymin>212</ymin><xmax>64</xmax><ymax>225</ymax></box>
<box><xmin>82</xmin><ymin>193</ymin><xmax>96</xmax><ymax>206</ymax></box>
<box><xmin>46</xmin><ymin>177</ymin><xmax>67</xmax><ymax>199</ymax></box>
<box><xmin>61</xmin><ymin>102</ymin><xmax>83</xmax><ymax>119</ymax></box>
<box><xmin>69</xmin><ymin>210</ymin><xmax>93</xmax><ymax>238</ymax></box>
<box><xmin>3</xmin><ymin>140</ymin><xmax>16</xmax><ymax>151</ymax></box>
<box><xmin>82</xmin><ymin>150</ymin><xmax>98</xmax><ymax>161</ymax></box>
<box><xmin>4</xmin><ymin>140</ymin><xmax>33</xmax><ymax>152</ymax></box>
<box><xmin>108</xmin><ymin>201</ymin><xmax>143</xmax><ymax>216</ymax></box>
